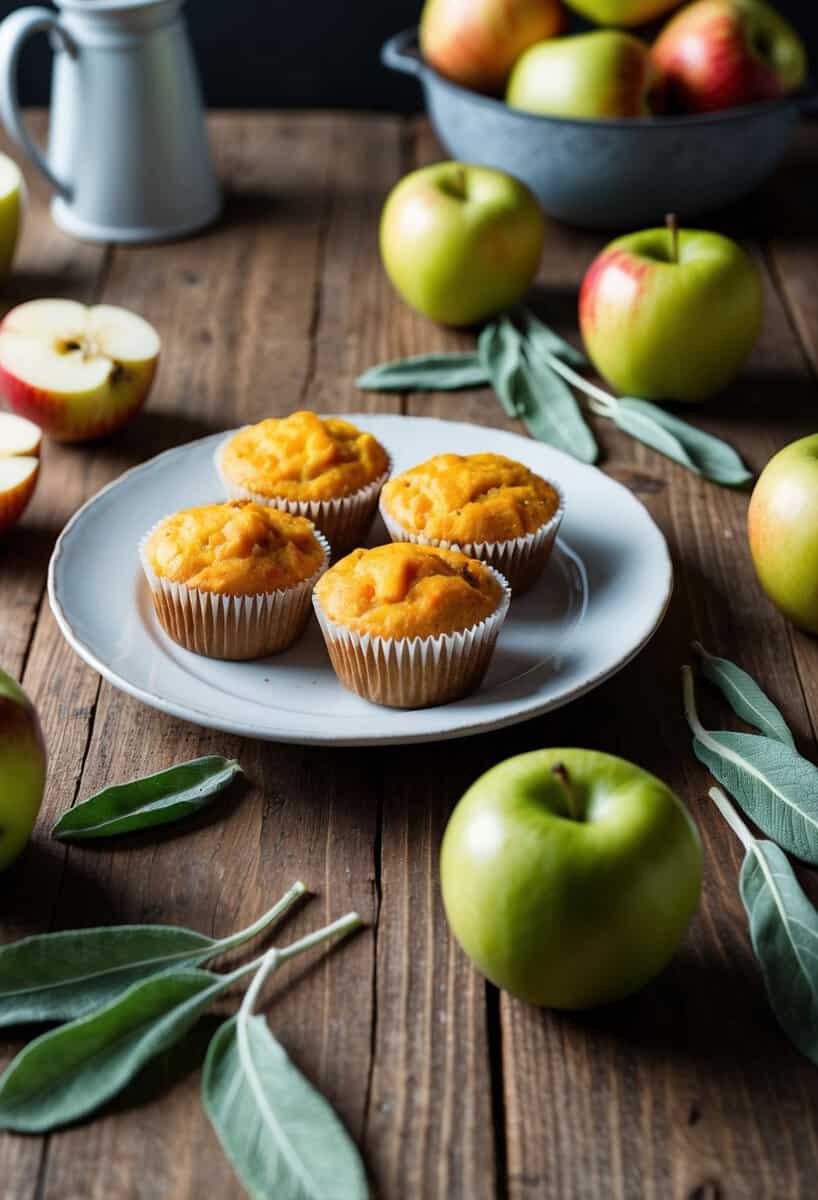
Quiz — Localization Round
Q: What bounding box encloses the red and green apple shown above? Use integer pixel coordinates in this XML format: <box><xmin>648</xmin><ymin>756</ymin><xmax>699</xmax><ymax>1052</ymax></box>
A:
<box><xmin>420</xmin><ymin>0</ymin><xmax>566</xmax><ymax>94</ymax></box>
<box><xmin>579</xmin><ymin>218</ymin><xmax>763</xmax><ymax>402</ymax></box>
<box><xmin>379</xmin><ymin>162</ymin><xmax>545</xmax><ymax>327</ymax></box>
<box><xmin>506</xmin><ymin>30</ymin><xmax>663</xmax><ymax>118</ymax></box>
<box><xmin>0</xmin><ymin>666</ymin><xmax>46</xmax><ymax>872</ymax></box>
<box><xmin>653</xmin><ymin>0</ymin><xmax>807</xmax><ymax>113</ymax></box>
<box><xmin>0</xmin><ymin>299</ymin><xmax>160</xmax><ymax>443</ymax></box>
<box><xmin>562</xmin><ymin>0</ymin><xmax>682</xmax><ymax>25</ymax></box>
<box><xmin>748</xmin><ymin>435</ymin><xmax>818</xmax><ymax>634</ymax></box>
<box><xmin>0</xmin><ymin>412</ymin><xmax>41</xmax><ymax>535</ymax></box>
<box><xmin>440</xmin><ymin>749</ymin><xmax>702</xmax><ymax>1009</ymax></box>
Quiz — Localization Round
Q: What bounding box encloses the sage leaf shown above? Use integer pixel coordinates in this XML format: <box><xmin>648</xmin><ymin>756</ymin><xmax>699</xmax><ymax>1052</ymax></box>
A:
<box><xmin>614</xmin><ymin>398</ymin><xmax>752</xmax><ymax>486</ymax></box>
<box><xmin>683</xmin><ymin>667</ymin><xmax>818</xmax><ymax>864</ymax></box>
<box><xmin>518</xmin><ymin>355</ymin><xmax>598</xmax><ymax>463</ymax></box>
<box><xmin>478</xmin><ymin>317</ymin><xmax>524</xmax><ymax>417</ymax></box>
<box><xmin>710</xmin><ymin>786</ymin><xmax>818</xmax><ymax>1066</ymax></box>
<box><xmin>203</xmin><ymin>944</ymin><xmax>368</xmax><ymax>1200</ymax></box>
<box><xmin>52</xmin><ymin>755</ymin><xmax>243</xmax><ymax>841</ymax></box>
<box><xmin>0</xmin><ymin>881</ymin><xmax>306</xmax><ymax>1026</ymax></box>
<box><xmin>356</xmin><ymin>353</ymin><xmax>489</xmax><ymax>392</ymax></box>
<box><xmin>517</xmin><ymin>307</ymin><xmax>588</xmax><ymax>367</ymax></box>
<box><xmin>694</xmin><ymin>643</ymin><xmax>795</xmax><ymax>748</ymax></box>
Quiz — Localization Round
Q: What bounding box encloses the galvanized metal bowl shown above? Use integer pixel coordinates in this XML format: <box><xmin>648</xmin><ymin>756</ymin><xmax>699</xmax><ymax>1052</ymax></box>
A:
<box><xmin>383</xmin><ymin>27</ymin><xmax>816</xmax><ymax>230</ymax></box>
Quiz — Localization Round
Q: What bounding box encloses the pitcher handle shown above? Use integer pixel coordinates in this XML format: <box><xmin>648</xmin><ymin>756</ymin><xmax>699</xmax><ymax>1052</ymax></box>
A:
<box><xmin>0</xmin><ymin>6</ymin><xmax>73</xmax><ymax>198</ymax></box>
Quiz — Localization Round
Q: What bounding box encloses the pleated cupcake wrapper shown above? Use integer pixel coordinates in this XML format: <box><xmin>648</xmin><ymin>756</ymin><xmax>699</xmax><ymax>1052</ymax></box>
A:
<box><xmin>378</xmin><ymin>484</ymin><xmax>565</xmax><ymax>596</ymax></box>
<box><xmin>312</xmin><ymin>569</ymin><xmax>511</xmax><ymax>710</ymax></box>
<box><xmin>138</xmin><ymin>522</ymin><xmax>330</xmax><ymax>661</ymax></box>
<box><xmin>214</xmin><ymin>433</ymin><xmax>391</xmax><ymax>558</ymax></box>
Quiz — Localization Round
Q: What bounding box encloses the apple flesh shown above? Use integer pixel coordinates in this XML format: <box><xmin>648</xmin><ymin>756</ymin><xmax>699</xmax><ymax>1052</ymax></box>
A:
<box><xmin>579</xmin><ymin>223</ymin><xmax>763</xmax><ymax>402</ymax></box>
<box><xmin>0</xmin><ymin>300</ymin><xmax>160</xmax><ymax>443</ymax></box>
<box><xmin>563</xmin><ymin>0</ymin><xmax>682</xmax><ymax>25</ymax></box>
<box><xmin>507</xmin><ymin>31</ymin><xmax>663</xmax><ymax>119</ymax></box>
<box><xmin>653</xmin><ymin>0</ymin><xmax>807</xmax><ymax>114</ymax></box>
<box><xmin>441</xmin><ymin>749</ymin><xmax>702</xmax><ymax>1009</ymax></box>
<box><xmin>380</xmin><ymin>162</ymin><xmax>545</xmax><ymax>327</ymax></box>
<box><xmin>0</xmin><ymin>667</ymin><xmax>46</xmax><ymax>872</ymax></box>
<box><xmin>420</xmin><ymin>0</ymin><xmax>566</xmax><ymax>94</ymax></box>
<box><xmin>0</xmin><ymin>411</ymin><xmax>41</xmax><ymax>535</ymax></box>
<box><xmin>748</xmin><ymin>435</ymin><xmax>818</xmax><ymax>633</ymax></box>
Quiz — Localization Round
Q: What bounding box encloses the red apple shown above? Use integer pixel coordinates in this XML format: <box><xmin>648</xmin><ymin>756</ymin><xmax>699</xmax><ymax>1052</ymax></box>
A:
<box><xmin>420</xmin><ymin>0</ymin><xmax>567</xmax><ymax>94</ymax></box>
<box><xmin>0</xmin><ymin>300</ymin><xmax>160</xmax><ymax>443</ymax></box>
<box><xmin>0</xmin><ymin>411</ymin><xmax>40</xmax><ymax>535</ymax></box>
<box><xmin>653</xmin><ymin>0</ymin><xmax>808</xmax><ymax>114</ymax></box>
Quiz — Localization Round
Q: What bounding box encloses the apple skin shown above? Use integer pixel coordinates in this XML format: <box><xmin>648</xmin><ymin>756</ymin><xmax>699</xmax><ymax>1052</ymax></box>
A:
<box><xmin>440</xmin><ymin>749</ymin><xmax>702</xmax><ymax>1009</ymax></box>
<box><xmin>579</xmin><ymin>227</ymin><xmax>763</xmax><ymax>403</ymax></box>
<box><xmin>0</xmin><ymin>459</ymin><xmax>39</xmax><ymax>536</ymax></box>
<box><xmin>562</xmin><ymin>0</ymin><xmax>682</xmax><ymax>25</ymax></box>
<box><xmin>748</xmin><ymin>435</ymin><xmax>818</xmax><ymax>634</ymax></box>
<box><xmin>0</xmin><ymin>667</ymin><xmax>46</xmax><ymax>872</ymax></box>
<box><xmin>420</xmin><ymin>0</ymin><xmax>566</xmax><ymax>94</ymax></box>
<box><xmin>653</xmin><ymin>0</ymin><xmax>807</xmax><ymax>114</ymax></box>
<box><xmin>0</xmin><ymin>154</ymin><xmax>22</xmax><ymax>282</ymax></box>
<box><xmin>380</xmin><ymin>163</ymin><xmax>545</xmax><ymax>327</ymax></box>
<box><xmin>507</xmin><ymin>30</ymin><xmax>662</xmax><ymax>119</ymax></box>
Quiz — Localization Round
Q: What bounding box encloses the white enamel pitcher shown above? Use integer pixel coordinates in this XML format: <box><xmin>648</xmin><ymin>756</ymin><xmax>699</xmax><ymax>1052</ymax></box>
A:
<box><xmin>0</xmin><ymin>0</ymin><xmax>221</xmax><ymax>242</ymax></box>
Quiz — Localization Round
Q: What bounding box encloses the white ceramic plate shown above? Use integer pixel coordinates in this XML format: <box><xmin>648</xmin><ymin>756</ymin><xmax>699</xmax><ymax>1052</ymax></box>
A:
<box><xmin>48</xmin><ymin>414</ymin><xmax>672</xmax><ymax>746</ymax></box>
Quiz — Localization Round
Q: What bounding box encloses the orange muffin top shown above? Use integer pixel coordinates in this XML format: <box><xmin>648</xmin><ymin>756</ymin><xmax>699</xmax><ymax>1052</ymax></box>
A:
<box><xmin>381</xmin><ymin>453</ymin><xmax>561</xmax><ymax>544</ymax></box>
<box><xmin>219</xmin><ymin>411</ymin><xmax>389</xmax><ymax>502</ymax></box>
<box><xmin>144</xmin><ymin>501</ymin><xmax>326</xmax><ymax>596</ymax></box>
<box><xmin>314</xmin><ymin>542</ymin><xmax>504</xmax><ymax>640</ymax></box>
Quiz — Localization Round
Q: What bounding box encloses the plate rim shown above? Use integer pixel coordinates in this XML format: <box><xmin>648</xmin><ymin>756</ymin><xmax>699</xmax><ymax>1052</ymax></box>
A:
<box><xmin>47</xmin><ymin>414</ymin><xmax>674</xmax><ymax>746</ymax></box>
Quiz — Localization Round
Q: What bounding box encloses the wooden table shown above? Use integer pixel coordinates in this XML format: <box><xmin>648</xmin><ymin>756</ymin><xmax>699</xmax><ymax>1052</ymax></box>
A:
<box><xmin>1</xmin><ymin>111</ymin><xmax>818</xmax><ymax>1200</ymax></box>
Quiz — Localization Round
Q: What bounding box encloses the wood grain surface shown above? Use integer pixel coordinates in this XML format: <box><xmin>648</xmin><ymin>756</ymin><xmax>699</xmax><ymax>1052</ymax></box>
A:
<box><xmin>1</xmin><ymin>112</ymin><xmax>817</xmax><ymax>1200</ymax></box>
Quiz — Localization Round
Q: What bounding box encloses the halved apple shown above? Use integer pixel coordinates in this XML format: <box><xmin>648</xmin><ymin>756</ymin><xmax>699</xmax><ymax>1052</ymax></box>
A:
<box><xmin>0</xmin><ymin>410</ymin><xmax>40</xmax><ymax>533</ymax></box>
<box><xmin>0</xmin><ymin>300</ymin><xmax>160</xmax><ymax>443</ymax></box>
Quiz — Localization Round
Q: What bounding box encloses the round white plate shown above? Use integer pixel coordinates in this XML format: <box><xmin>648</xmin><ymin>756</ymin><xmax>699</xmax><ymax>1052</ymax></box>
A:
<box><xmin>48</xmin><ymin>414</ymin><xmax>672</xmax><ymax>746</ymax></box>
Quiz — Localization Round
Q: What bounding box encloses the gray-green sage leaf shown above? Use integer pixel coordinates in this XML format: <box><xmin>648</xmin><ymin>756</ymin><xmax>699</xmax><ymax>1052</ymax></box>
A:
<box><xmin>694</xmin><ymin>643</ymin><xmax>795</xmax><ymax>748</ymax></box>
<box><xmin>614</xmin><ymin>398</ymin><xmax>752</xmax><ymax>487</ymax></box>
<box><xmin>518</xmin><ymin>353</ymin><xmax>598</xmax><ymax>463</ymax></box>
<box><xmin>356</xmin><ymin>353</ymin><xmax>489</xmax><ymax>392</ymax></box>
<box><xmin>517</xmin><ymin>307</ymin><xmax>588</xmax><ymax>367</ymax></box>
<box><xmin>52</xmin><ymin>756</ymin><xmax>244</xmax><ymax>841</ymax></box>
<box><xmin>478</xmin><ymin>317</ymin><xmax>524</xmax><ymax>417</ymax></box>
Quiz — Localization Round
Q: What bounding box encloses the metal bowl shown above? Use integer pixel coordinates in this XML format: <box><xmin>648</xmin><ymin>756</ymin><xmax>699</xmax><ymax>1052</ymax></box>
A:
<box><xmin>383</xmin><ymin>27</ymin><xmax>816</xmax><ymax>230</ymax></box>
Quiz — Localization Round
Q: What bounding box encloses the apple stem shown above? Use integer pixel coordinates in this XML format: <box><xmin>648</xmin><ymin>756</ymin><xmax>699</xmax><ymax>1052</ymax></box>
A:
<box><xmin>551</xmin><ymin>762</ymin><xmax>579</xmax><ymax>821</ymax></box>
<box><xmin>666</xmin><ymin>213</ymin><xmax>679</xmax><ymax>265</ymax></box>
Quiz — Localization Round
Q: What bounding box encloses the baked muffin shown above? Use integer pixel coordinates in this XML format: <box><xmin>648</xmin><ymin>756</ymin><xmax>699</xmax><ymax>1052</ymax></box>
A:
<box><xmin>140</xmin><ymin>500</ymin><xmax>329</xmax><ymax>659</ymax></box>
<box><xmin>313</xmin><ymin>542</ymin><xmax>510</xmax><ymax>709</ymax></box>
<box><xmin>379</xmin><ymin>452</ymin><xmax>563</xmax><ymax>594</ymax></box>
<box><xmin>215</xmin><ymin>410</ymin><xmax>390</xmax><ymax>556</ymax></box>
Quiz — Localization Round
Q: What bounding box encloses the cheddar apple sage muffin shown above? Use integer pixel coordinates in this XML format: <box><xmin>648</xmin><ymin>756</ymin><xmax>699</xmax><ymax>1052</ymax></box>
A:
<box><xmin>380</xmin><ymin>452</ymin><xmax>563</xmax><ymax>594</ymax></box>
<box><xmin>140</xmin><ymin>500</ymin><xmax>329</xmax><ymax>660</ymax></box>
<box><xmin>313</xmin><ymin>543</ymin><xmax>510</xmax><ymax>709</ymax></box>
<box><xmin>215</xmin><ymin>410</ymin><xmax>390</xmax><ymax>556</ymax></box>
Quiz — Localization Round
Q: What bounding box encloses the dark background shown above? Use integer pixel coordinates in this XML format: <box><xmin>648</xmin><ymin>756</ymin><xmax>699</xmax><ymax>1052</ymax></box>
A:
<box><xmin>2</xmin><ymin>0</ymin><xmax>817</xmax><ymax>109</ymax></box>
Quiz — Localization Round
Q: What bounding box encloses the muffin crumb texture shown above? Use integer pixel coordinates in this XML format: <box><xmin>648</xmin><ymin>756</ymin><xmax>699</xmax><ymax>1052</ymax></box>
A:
<box><xmin>315</xmin><ymin>542</ymin><xmax>504</xmax><ymax>640</ymax></box>
<box><xmin>145</xmin><ymin>501</ymin><xmax>325</xmax><ymax>595</ymax></box>
<box><xmin>381</xmin><ymin>452</ymin><xmax>560</xmax><ymax>544</ymax></box>
<box><xmin>220</xmin><ymin>410</ymin><xmax>389</xmax><ymax>501</ymax></box>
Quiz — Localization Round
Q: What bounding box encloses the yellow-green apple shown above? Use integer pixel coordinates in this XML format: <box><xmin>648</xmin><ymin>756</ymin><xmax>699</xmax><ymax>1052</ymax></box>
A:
<box><xmin>579</xmin><ymin>218</ymin><xmax>763</xmax><ymax>402</ymax></box>
<box><xmin>441</xmin><ymin>749</ymin><xmax>702</xmax><ymax>1009</ymax></box>
<box><xmin>748</xmin><ymin>435</ymin><xmax>818</xmax><ymax>633</ymax></box>
<box><xmin>653</xmin><ymin>0</ymin><xmax>807</xmax><ymax>114</ymax></box>
<box><xmin>0</xmin><ymin>412</ymin><xmax>40</xmax><ymax>535</ymax></box>
<box><xmin>563</xmin><ymin>0</ymin><xmax>682</xmax><ymax>23</ymax></box>
<box><xmin>380</xmin><ymin>163</ymin><xmax>544</xmax><ymax>326</ymax></box>
<box><xmin>0</xmin><ymin>300</ymin><xmax>160</xmax><ymax>443</ymax></box>
<box><xmin>0</xmin><ymin>153</ymin><xmax>23</xmax><ymax>281</ymax></box>
<box><xmin>420</xmin><ymin>0</ymin><xmax>566</xmax><ymax>94</ymax></box>
<box><xmin>0</xmin><ymin>667</ymin><xmax>46</xmax><ymax>871</ymax></box>
<box><xmin>506</xmin><ymin>31</ymin><xmax>663</xmax><ymax>118</ymax></box>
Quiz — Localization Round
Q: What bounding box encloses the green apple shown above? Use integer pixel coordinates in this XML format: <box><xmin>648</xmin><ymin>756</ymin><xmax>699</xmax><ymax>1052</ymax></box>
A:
<box><xmin>0</xmin><ymin>153</ymin><xmax>23</xmax><ymax>281</ymax></box>
<box><xmin>579</xmin><ymin>218</ymin><xmax>763</xmax><ymax>402</ymax></box>
<box><xmin>0</xmin><ymin>667</ymin><xmax>46</xmax><ymax>872</ymax></box>
<box><xmin>748</xmin><ymin>435</ymin><xmax>818</xmax><ymax>633</ymax></box>
<box><xmin>379</xmin><ymin>163</ymin><xmax>545</xmax><ymax>327</ymax></box>
<box><xmin>420</xmin><ymin>0</ymin><xmax>567</xmax><ymax>94</ymax></box>
<box><xmin>506</xmin><ymin>31</ymin><xmax>663</xmax><ymax>119</ymax></box>
<box><xmin>563</xmin><ymin>0</ymin><xmax>682</xmax><ymax>25</ymax></box>
<box><xmin>440</xmin><ymin>749</ymin><xmax>702</xmax><ymax>1009</ymax></box>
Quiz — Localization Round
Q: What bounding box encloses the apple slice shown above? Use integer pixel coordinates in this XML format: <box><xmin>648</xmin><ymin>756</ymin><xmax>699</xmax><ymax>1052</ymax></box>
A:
<box><xmin>0</xmin><ymin>456</ymin><xmax>38</xmax><ymax>535</ymax></box>
<box><xmin>0</xmin><ymin>411</ymin><xmax>41</xmax><ymax>457</ymax></box>
<box><xmin>0</xmin><ymin>299</ymin><xmax>160</xmax><ymax>443</ymax></box>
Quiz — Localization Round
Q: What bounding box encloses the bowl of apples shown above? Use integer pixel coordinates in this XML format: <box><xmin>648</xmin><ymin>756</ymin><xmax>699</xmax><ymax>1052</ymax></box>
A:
<box><xmin>383</xmin><ymin>0</ymin><xmax>814</xmax><ymax>228</ymax></box>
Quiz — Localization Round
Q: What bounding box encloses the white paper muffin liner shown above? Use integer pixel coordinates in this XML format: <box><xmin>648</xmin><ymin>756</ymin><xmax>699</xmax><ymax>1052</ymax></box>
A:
<box><xmin>378</xmin><ymin>482</ymin><xmax>565</xmax><ymax>596</ymax></box>
<box><xmin>139</xmin><ymin>518</ymin><xmax>330</xmax><ymax>661</ymax></box>
<box><xmin>214</xmin><ymin>432</ymin><xmax>391</xmax><ymax>558</ymax></box>
<box><xmin>312</xmin><ymin>567</ymin><xmax>511</xmax><ymax>709</ymax></box>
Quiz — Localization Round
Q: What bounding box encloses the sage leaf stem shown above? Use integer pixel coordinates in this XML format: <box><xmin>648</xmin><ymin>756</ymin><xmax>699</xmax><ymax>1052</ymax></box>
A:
<box><xmin>693</xmin><ymin>643</ymin><xmax>795</xmax><ymax>748</ymax></box>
